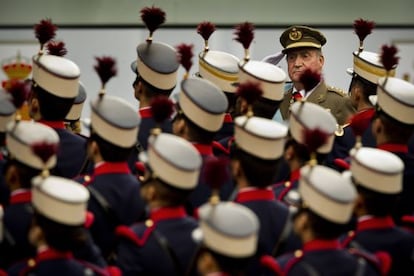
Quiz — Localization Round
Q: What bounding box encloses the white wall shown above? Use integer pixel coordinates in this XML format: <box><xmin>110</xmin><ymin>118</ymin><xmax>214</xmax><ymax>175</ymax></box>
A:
<box><xmin>1</xmin><ymin>27</ymin><xmax>414</xmax><ymax>121</ymax></box>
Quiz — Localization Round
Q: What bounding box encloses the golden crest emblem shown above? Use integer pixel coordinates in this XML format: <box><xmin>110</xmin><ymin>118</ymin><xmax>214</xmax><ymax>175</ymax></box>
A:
<box><xmin>289</xmin><ymin>28</ymin><xmax>302</xmax><ymax>41</ymax></box>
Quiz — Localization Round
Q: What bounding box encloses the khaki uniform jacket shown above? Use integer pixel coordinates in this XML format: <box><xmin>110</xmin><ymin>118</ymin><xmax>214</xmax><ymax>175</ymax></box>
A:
<box><xmin>279</xmin><ymin>81</ymin><xmax>355</xmax><ymax>125</ymax></box>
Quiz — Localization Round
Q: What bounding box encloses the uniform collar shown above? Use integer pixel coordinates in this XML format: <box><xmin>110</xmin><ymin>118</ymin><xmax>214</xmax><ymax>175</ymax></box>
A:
<box><xmin>223</xmin><ymin>113</ymin><xmax>233</xmax><ymax>123</ymax></box>
<box><xmin>357</xmin><ymin>216</ymin><xmax>395</xmax><ymax>231</ymax></box>
<box><xmin>235</xmin><ymin>187</ymin><xmax>275</xmax><ymax>203</ymax></box>
<box><xmin>149</xmin><ymin>206</ymin><xmax>187</xmax><ymax>223</ymax></box>
<box><xmin>39</xmin><ymin>120</ymin><xmax>65</xmax><ymax>129</ymax></box>
<box><xmin>93</xmin><ymin>161</ymin><xmax>131</xmax><ymax>175</ymax></box>
<box><xmin>10</xmin><ymin>189</ymin><xmax>32</xmax><ymax>204</ymax></box>
<box><xmin>139</xmin><ymin>106</ymin><xmax>152</xmax><ymax>119</ymax></box>
<box><xmin>192</xmin><ymin>143</ymin><xmax>213</xmax><ymax>156</ymax></box>
<box><xmin>303</xmin><ymin>239</ymin><xmax>341</xmax><ymax>252</ymax></box>
<box><xmin>377</xmin><ymin>143</ymin><xmax>408</xmax><ymax>154</ymax></box>
<box><xmin>36</xmin><ymin>247</ymin><xmax>73</xmax><ymax>262</ymax></box>
<box><xmin>290</xmin><ymin>169</ymin><xmax>301</xmax><ymax>183</ymax></box>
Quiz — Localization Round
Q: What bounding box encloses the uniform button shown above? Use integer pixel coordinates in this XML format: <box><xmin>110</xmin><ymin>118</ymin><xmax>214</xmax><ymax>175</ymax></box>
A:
<box><xmin>145</xmin><ymin>219</ymin><xmax>154</xmax><ymax>227</ymax></box>
<box><xmin>27</xmin><ymin>259</ymin><xmax>36</xmax><ymax>267</ymax></box>
<box><xmin>84</xmin><ymin>175</ymin><xmax>91</xmax><ymax>182</ymax></box>
<box><xmin>294</xmin><ymin>250</ymin><xmax>303</xmax><ymax>258</ymax></box>
<box><xmin>284</xmin><ymin>181</ymin><xmax>291</xmax><ymax>188</ymax></box>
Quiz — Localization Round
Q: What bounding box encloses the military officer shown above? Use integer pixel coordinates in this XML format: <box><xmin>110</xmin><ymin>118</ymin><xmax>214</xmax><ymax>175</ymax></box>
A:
<box><xmin>371</xmin><ymin>61</ymin><xmax>414</xmax><ymax>223</ymax></box>
<box><xmin>196</xmin><ymin>21</ymin><xmax>240</xmax><ymax>142</ymax></box>
<box><xmin>77</xmin><ymin>57</ymin><xmax>146</xmax><ymax>261</ymax></box>
<box><xmin>29</xmin><ymin>20</ymin><xmax>88</xmax><ymax>178</ymax></box>
<box><xmin>172</xmin><ymin>45</ymin><xmax>233</xmax><ymax>215</ymax></box>
<box><xmin>342</xmin><ymin>147</ymin><xmax>414</xmax><ymax>275</ymax></box>
<box><xmin>115</xmin><ymin>132</ymin><xmax>202</xmax><ymax>275</ymax></box>
<box><xmin>132</xmin><ymin>6</ymin><xmax>179</xmax><ymax>152</ymax></box>
<box><xmin>7</xmin><ymin>174</ymin><xmax>113</xmax><ymax>276</ymax></box>
<box><xmin>272</xmin><ymin>99</ymin><xmax>337</xmax><ymax>204</ymax></box>
<box><xmin>327</xmin><ymin>20</ymin><xmax>396</xmax><ymax>169</ymax></box>
<box><xmin>278</xmin><ymin>25</ymin><xmax>355</xmax><ymax>125</ymax></box>
<box><xmin>275</xmin><ymin>164</ymin><xmax>388</xmax><ymax>275</ymax></box>
<box><xmin>0</xmin><ymin>120</ymin><xmax>59</xmax><ymax>269</ymax></box>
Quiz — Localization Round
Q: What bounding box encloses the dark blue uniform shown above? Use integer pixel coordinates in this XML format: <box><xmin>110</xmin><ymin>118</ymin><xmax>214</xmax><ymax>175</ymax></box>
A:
<box><xmin>138</xmin><ymin>107</ymin><xmax>172</xmax><ymax>151</ymax></box>
<box><xmin>272</xmin><ymin>169</ymin><xmax>300</xmax><ymax>204</ymax></box>
<box><xmin>0</xmin><ymin>155</ymin><xmax>10</xmax><ymax>206</ymax></box>
<box><xmin>187</xmin><ymin>144</ymin><xmax>234</xmax><ymax>216</ymax></box>
<box><xmin>214</xmin><ymin>113</ymin><xmax>234</xmax><ymax>142</ymax></box>
<box><xmin>78</xmin><ymin>162</ymin><xmax>146</xmax><ymax>259</ymax></box>
<box><xmin>40</xmin><ymin>121</ymin><xmax>88</xmax><ymax>179</ymax></box>
<box><xmin>276</xmin><ymin>239</ymin><xmax>383</xmax><ymax>276</ymax></box>
<box><xmin>235</xmin><ymin>188</ymin><xmax>300</xmax><ymax>275</ymax></box>
<box><xmin>377</xmin><ymin>144</ymin><xmax>414</xmax><ymax>222</ymax></box>
<box><xmin>7</xmin><ymin>248</ymin><xmax>109</xmax><ymax>276</ymax></box>
<box><xmin>0</xmin><ymin>190</ymin><xmax>35</xmax><ymax>269</ymax></box>
<box><xmin>326</xmin><ymin>108</ymin><xmax>376</xmax><ymax>170</ymax></box>
<box><xmin>115</xmin><ymin>206</ymin><xmax>198</xmax><ymax>275</ymax></box>
<box><xmin>342</xmin><ymin>216</ymin><xmax>414</xmax><ymax>276</ymax></box>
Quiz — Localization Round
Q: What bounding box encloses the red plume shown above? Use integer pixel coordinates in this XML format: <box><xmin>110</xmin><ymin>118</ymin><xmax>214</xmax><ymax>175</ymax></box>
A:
<box><xmin>94</xmin><ymin>56</ymin><xmax>117</xmax><ymax>87</ymax></box>
<box><xmin>299</xmin><ymin>69</ymin><xmax>321</xmax><ymax>92</ymax></box>
<box><xmin>353</xmin><ymin>18</ymin><xmax>375</xmax><ymax>44</ymax></box>
<box><xmin>302</xmin><ymin>128</ymin><xmax>329</xmax><ymax>154</ymax></box>
<box><xmin>140</xmin><ymin>6</ymin><xmax>166</xmax><ymax>38</ymax></box>
<box><xmin>31</xmin><ymin>141</ymin><xmax>58</xmax><ymax>164</ymax></box>
<box><xmin>203</xmin><ymin>156</ymin><xmax>230</xmax><ymax>191</ymax></box>
<box><xmin>176</xmin><ymin>43</ymin><xmax>194</xmax><ymax>73</ymax></box>
<box><xmin>380</xmin><ymin>44</ymin><xmax>399</xmax><ymax>72</ymax></box>
<box><xmin>34</xmin><ymin>18</ymin><xmax>58</xmax><ymax>48</ymax></box>
<box><xmin>6</xmin><ymin>80</ymin><xmax>30</xmax><ymax>109</ymax></box>
<box><xmin>46</xmin><ymin>40</ymin><xmax>67</xmax><ymax>57</ymax></box>
<box><xmin>234</xmin><ymin>22</ymin><xmax>254</xmax><ymax>50</ymax></box>
<box><xmin>236</xmin><ymin>81</ymin><xmax>263</xmax><ymax>106</ymax></box>
<box><xmin>197</xmin><ymin>21</ymin><xmax>216</xmax><ymax>41</ymax></box>
<box><xmin>150</xmin><ymin>96</ymin><xmax>174</xmax><ymax>124</ymax></box>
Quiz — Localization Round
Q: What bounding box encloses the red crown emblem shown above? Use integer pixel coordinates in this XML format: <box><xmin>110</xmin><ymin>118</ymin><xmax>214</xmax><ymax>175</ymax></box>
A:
<box><xmin>2</xmin><ymin>52</ymin><xmax>32</xmax><ymax>89</ymax></box>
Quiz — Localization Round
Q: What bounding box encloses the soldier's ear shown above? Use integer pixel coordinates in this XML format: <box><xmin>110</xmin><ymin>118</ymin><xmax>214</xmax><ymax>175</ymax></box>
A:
<box><xmin>197</xmin><ymin>250</ymin><xmax>218</xmax><ymax>275</ymax></box>
<box><xmin>29</xmin><ymin>97</ymin><xmax>41</xmax><ymax>121</ymax></box>
<box><xmin>4</xmin><ymin>163</ymin><xmax>19</xmax><ymax>190</ymax></box>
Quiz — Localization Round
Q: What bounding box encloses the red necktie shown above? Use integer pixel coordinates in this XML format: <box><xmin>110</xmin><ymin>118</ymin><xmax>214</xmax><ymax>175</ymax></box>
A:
<box><xmin>292</xmin><ymin>91</ymin><xmax>303</xmax><ymax>102</ymax></box>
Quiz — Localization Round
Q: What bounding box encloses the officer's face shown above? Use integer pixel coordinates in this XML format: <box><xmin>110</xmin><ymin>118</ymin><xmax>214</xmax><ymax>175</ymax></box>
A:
<box><xmin>286</xmin><ymin>48</ymin><xmax>324</xmax><ymax>83</ymax></box>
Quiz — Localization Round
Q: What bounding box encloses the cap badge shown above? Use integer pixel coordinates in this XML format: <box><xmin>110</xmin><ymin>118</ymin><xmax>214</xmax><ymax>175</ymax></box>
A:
<box><xmin>289</xmin><ymin>28</ymin><xmax>302</xmax><ymax>41</ymax></box>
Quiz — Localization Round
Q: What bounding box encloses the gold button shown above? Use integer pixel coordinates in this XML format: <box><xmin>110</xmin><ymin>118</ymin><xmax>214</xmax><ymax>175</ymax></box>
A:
<box><xmin>84</xmin><ymin>175</ymin><xmax>91</xmax><ymax>182</ymax></box>
<box><xmin>294</xmin><ymin>250</ymin><xmax>303</xmax><ymax>258</ymax></box>
<box><xmin>145</xmin><ymin>219</ymin><xmax>154</xmax><ymax>227</ymax></box>
<box><xmin>284</xmin><ymin>181</ymin><xmax>291</xmax><ymax>188</ymax></box>
<box><xmin>28</xmin><ymin>259</ymin><xmax>36</xmax><ymax>267</ymax></box>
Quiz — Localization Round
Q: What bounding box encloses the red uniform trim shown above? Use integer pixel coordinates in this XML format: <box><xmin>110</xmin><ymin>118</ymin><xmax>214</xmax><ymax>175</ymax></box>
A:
<box><xmin>277</xmin><ymin>169</ymin><xmax>301</xmax><ymax>201</ymax></box>
<box><xmin>303</xmin><ymin>239</ymin><xmax>341</xmax><ymax>252</ymax></box>
<box><xmin>139</xmin><ymin>107</ymin><xmax>152</xmax><ymax>119</ymax></box>
<box><xmin>356</xmin><ymin>216</ymin><xmax>395</xmax><ymax>231</ymax></box>
<box><xmin>223</xmin><ymin>113</ymin><xmax>233</xmax><ymax>123</ymax></box>
<box><xmin>36</xmin><ymin>248</ymin><xmax>73</xmax><ymax>262</ymax></box>
<box><xmin>94</xmin><ymin>162</ymin><xmax>131</xmax><ymax>175</ymax></box>
<box><xmin>9</xmin><ymin>190</ymin><xmax>32</xmax><ymax>204</ymax></box>
<box><xmin>39</xmin><ymin>120</ymin><xmax>65</xmax><ymax>129</ymax></box>
<box><xmin>377</xmin><ymin>143</ymin><xmax>408</xmax><ymax>154</ymax></box>
<box><xmin>149</xmin><ymin>206</ymin><xmax>187</xmax><ymax>223</ymax></box>
<box><xmin>116</xmin><ymin>206</ymin><xmax>188</xmax><ymax>247</ymax></box>
<box><xmin>212</xmin><ymin>141</ymin><xmax>230</xmax><ymax>155</ymax></box>
<box><xmin>235</xmin><ymin>188</ymin><xmax>275</xmax><ymax>203</ymax></box>
<box><xmin>193</xmin><ymin>143</ymin><xmax>213</xmax><ymax>156</ymax></box>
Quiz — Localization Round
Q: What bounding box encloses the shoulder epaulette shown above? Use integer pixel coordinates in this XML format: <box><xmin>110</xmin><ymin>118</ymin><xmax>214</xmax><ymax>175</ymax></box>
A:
<box><xmin>115</xmin><ymin>221</ymin><xmax>155</xmax><ymax>247</ymax></box>
<box><xmin>327</xmin><ymin>85</ymin><xmax>347</xmax><ymax>97</ymax></box>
